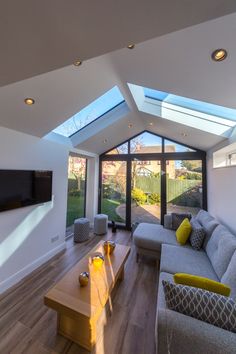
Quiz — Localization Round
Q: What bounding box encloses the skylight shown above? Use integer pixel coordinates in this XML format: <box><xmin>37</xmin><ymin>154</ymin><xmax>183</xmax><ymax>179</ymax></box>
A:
<box><xmin>144</xmin><ymin>87</ymin><xmax>236</xmax><ymax>121</ymax></box>
<box><xmin>128</xmin><ymin>83</ymin><xmax>236</xmax><ymax>137</ymax></box>
<box><xmin>53</xmin><ymin>86</ymin><xmax>125</xmax><ymax>137</ymax></box>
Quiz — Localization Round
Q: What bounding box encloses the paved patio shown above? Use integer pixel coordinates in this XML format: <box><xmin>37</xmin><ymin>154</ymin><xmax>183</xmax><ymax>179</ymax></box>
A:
<box><xmin>116</xmin><ymin>203</ymin><xmax>199</xmax><ymax>224</ymax></box>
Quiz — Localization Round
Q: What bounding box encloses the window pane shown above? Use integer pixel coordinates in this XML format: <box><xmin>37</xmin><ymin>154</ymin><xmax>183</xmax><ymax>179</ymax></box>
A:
<box><xmin>164</xmin><ymin>139</ymin><xmax>195</xmax><ymax>153</ymax></box>
<box><xmin>101</xmin><ymin>161</ymin><xmax>126</xmax><ymax>224</ymax></box>
<box><xmin>106</xmin><ymin>142</ymin><xmax>128</xmax><ymax>155</ymax></box>
<box><xmin>66</xmin><ymin>156</ymin><xmax>86</xmax><ymax>229</ymax></box>
<box><xmin>166</xmin><ymin>160</ymin><xmax>202</xmax><ymax>216</ymax></box>
<box><xmin>130</xmin><ymin>132</ymin><xmax>162</xmax><ymax>153</ymax></box>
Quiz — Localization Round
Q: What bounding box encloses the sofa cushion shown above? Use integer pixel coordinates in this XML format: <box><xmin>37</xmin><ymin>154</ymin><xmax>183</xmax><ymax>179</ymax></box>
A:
<box><xmin>176</xmin><ymin>218</ymin><xmax>192</xmax><ymax>245</ymax></box>
<box><xmin>160</xmin><ymin>244</ymin><xmax>219</xmax><ymax>280</ymax></box>
<box><xmin>195</xmin><ymin>210</ymin><xmax>219</xmax><ymax>248</ymax></box>
<box><xmin>206</xmin><ymin>225</ymin><xmax>236</xmax><ymax>279</ymax></box>
<box><xmin>221</xmin><ymin>251</ymin><xmax>236</xmax><ymax>300</ymax></box>
<box><xmin>172</xmin><ymin>212</ymin><xmax>192</xmax><ymax>230</ymax></box>
<box><xmin>158</xmin><ymin>271</ymin><xmax>174</xmax><ymax>309</ymax></box>
<box><xmin>173</xmin><ymin>273</ymin><xmax>231</xmax><ymax>296</ymax></box>
<box><xmin>162</xmin><ymin>280</ymin><xmax>236</xmax><ymax>333</ymax></box>
<box><xmin>133</xmin><ymin>223</ymin><xmax>178</xmax><ymax>252</ymax></box>
<box><xmin>190</xmin><ymin>219</ymin><xmax>205</xmax><ymax>250</ymax></box>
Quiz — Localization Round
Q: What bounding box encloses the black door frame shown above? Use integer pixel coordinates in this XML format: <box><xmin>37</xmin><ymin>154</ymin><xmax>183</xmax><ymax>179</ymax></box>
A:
<box><xmin>98</xmin><ymin>131</ymin><xmax>207</xmax><ymax>230</ymax></box>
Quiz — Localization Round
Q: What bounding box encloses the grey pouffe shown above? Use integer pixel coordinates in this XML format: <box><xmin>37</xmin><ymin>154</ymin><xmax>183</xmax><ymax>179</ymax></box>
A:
<box><xmin>74</xmin><ymin>218</ymin><xmax>90</xmax><ymax>243</ymax></box>
<box><xmin>94</xmin><ymin>214</ymin><xmax>108</xmax><ymax>235</ymax></box>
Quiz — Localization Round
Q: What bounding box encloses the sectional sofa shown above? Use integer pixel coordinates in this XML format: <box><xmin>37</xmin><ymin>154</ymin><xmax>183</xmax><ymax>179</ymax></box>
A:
<box><xmin>133</xmin><ymin>210</ymin><xmax>236</xmax><ymax>354</ymax></box>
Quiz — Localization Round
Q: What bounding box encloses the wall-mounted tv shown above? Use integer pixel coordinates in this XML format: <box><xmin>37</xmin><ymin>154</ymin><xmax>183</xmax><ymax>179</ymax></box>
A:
<box><xmin>0</xmin><ymin>170</ymin><xmax>53</xmax><ymax>212</ymax></box>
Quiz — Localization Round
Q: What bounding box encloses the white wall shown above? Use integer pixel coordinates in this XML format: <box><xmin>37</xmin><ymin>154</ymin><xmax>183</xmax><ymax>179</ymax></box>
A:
<box><xmin>207</xmin><ymin>139</ymin><xmax>236</xmax><ymax>234</ymax></box>
<box><xmin>0</xmin><ymin>127</ymin><xmax>69</xmax><ymax>293</ymax></box>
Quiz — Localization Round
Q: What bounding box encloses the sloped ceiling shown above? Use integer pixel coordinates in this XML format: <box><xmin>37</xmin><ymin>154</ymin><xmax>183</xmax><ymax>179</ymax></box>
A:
<box><xmin>0</xmin><ymin>0</ymin><xmax>236</xmax><ymax>86</ymax></box>
<box><xmin>0</xmin><ymin>11</ymin><xmax>236</xmax><ymax>154</ymax></box>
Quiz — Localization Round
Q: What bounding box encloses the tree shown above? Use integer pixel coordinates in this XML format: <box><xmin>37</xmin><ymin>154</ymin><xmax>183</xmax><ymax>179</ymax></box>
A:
<box><xmin>181</xmin><ymin>160</ymin><xmax>202</xmax><ymax>172</ymax></box>
<box><xmin>69</xmin><ymin>156</ymin><xmax>86</xmax><ymax>190</ymax></box>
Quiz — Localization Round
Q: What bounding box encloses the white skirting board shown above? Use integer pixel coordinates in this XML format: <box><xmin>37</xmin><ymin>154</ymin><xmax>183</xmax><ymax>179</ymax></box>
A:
<box><xmin>0</xmin><ymin>242</ymin><xmax>66</xmax><ymax>294</ymax></box>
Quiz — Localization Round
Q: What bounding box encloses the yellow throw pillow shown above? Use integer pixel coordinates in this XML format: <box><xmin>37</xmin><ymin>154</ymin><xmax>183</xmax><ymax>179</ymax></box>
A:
<box><xmin>174</xmin><ymin>273</ymin><xmax>231</xmax><ymax>297</ymax></box>
<box><xmin>176</xmin><ymin>218</ymin><xmax>192</xmax><ymax>245</ymax></box>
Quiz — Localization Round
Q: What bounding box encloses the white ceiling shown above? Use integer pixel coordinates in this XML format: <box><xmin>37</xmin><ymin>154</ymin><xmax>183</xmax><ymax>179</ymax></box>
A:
<box><xmin>0</xmin><ymin>0</ymin><xmax>236</xmax><ymax>86</ymax></box>
<box><xmin>0</xmin><ymin>10</ymin><xmax>236</xmax><ymax>153</ymax></box>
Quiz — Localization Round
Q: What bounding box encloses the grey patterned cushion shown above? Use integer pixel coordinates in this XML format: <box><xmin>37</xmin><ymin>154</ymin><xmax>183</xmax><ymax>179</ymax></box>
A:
<box><xmin>172</xmin><ymin>213</ymin><xmax>192</xmax><ymax>230</ymax></box>
<box><xmin>162</xmin><ymin>280</ymin><xmax>236</xmax><ymax>333</ymax></box>
<box><xmin>190</xmin><ymin>219</ymin><xmax>205</xmax><ymax>250</ymax></box>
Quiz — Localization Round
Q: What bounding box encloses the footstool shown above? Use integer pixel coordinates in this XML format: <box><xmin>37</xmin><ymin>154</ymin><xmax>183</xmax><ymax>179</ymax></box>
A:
<box><xmin>74</xmin><ymin>218</ymin><xmax>90</xmax><ymax>243</ymax></box>
<box><xmin>94</xmin><ymin>214</ymin><xmax>108</xmax><ymax>235</ymax></box>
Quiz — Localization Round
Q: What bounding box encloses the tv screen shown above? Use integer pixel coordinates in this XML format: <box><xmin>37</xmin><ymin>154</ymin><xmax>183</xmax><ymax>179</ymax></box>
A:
<box><xmin>0</xmin><ymin>170</ymin><xmax>53</xmax><ymax>212</ymax></box>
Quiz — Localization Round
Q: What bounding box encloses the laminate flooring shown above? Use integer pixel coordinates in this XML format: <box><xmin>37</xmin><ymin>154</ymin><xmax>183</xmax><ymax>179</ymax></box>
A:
<box><xmin>0</xmin><ymin>229</ymin><xmax>158</xmax><ymax>354</ymax></box>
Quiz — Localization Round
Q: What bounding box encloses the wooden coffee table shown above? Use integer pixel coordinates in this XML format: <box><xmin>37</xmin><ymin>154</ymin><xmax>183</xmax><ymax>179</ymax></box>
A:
<box><xmin>44</xmin><ymin>241</ymin><xmax>130</xmax><ymax>350</ymax></box>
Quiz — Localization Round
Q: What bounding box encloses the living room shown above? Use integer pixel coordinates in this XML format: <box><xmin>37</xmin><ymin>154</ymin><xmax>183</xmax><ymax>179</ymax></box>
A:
<box><xmin>0</xmin><ymin>2</ymin><xmax>236</xmax><ymax>354</ymax></box>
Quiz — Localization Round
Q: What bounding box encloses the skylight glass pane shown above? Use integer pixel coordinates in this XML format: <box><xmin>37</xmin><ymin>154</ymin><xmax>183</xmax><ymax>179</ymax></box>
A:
<box><xmin>144</xmin><ymin>87</ymin><xmax>236</xmax><ymax>122</ymax></box>
<box><xmin>53</xmin><ymin>86</ymin><xmax>124</xmax><ymax>137</ymax></box>
<box><xmin>164</xmin><ymin>139</ymin><xmax>195</xmax><ymax>153</ymax></box>
<box><xmin>130</xmin><ymin>132</ymin><xmax>162</xmax><ymax>153</ymax></box>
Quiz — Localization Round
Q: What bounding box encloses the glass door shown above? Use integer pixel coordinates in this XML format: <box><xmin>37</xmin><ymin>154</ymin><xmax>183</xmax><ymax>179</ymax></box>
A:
<box><xmin>166</xmin><ymin>159</ymin><xmax>203</xmax><ymax>216</ymax></box>
<box><xmin>131</xmin><ymin>159</ymin><xmax>161</xmax><ymax>224</ymax></box>
<box><xmin>66</xmin><ymin>155</ymin><xmax>87</xmax><ymax>236</ymax></box>
<box><xmin>100</xmin><ymin>160</ymin><xmax>127</xmax><ymax>225</ymax></box>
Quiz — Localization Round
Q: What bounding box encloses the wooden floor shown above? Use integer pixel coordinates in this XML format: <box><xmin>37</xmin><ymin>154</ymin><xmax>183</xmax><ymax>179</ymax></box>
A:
<box><xmin>0</xmin><ymin>229</ymin><xmax>158</xmax><ymax>354</ymax></box>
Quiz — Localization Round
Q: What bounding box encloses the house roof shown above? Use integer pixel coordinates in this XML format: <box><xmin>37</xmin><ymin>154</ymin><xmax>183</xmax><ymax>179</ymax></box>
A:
<box><xmin>0</xmin><ymin>4</ymin><xmax>236</xmax><ymax>154</ymax></box>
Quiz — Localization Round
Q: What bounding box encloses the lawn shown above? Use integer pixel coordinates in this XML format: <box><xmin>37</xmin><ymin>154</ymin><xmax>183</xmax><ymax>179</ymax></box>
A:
<box><xmin>101</xmin><ymin>198</ymin><xmax>124</xmax><ymax>223</ymax></box>
<box><xmin>66</xmin><ymin>195</ymin><xmax>85</xmax><ymax>227</ymax></box>
<box><xmin>66</xmin><ymin>196</ymin><xmax>124</xmax><ymax>227</ymax></box>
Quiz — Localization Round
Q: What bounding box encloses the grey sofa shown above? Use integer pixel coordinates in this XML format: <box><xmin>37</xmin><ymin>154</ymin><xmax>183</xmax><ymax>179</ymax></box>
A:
<box><xmin>133</xmin><ymin>210</ymin><xmax>236</xmax><ymax>354</ymax></box>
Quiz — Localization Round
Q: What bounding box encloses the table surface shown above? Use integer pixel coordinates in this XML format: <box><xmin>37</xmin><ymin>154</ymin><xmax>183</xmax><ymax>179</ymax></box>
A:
<box><xmin>44</xmin><ymin>241</ymin><xmax>131</xmax><ymax>320</ymax></box>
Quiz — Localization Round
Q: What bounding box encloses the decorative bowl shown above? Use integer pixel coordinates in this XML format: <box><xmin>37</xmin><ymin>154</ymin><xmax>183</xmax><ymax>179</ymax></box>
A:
<box><xmin>79</xmin><ymin>272</ymin><xmax>89</xmax><ymax>287</ymax></box>
<box><xmin>92</xmin><ymin>253</ymin><xmax>104</xmax><ymax>268</ymax></box>
<box><xmin>103</xmin><ymin>240</ymin><xmax>116</xmax><ymax>255</ymax></box>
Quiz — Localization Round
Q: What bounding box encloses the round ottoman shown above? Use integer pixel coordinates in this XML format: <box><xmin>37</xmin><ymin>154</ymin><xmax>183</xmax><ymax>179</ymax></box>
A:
<box><xmin>74</xmin><ymin>218</ymin><xmax>90</xmax><ymax>243</ymax></box>
<box><xmin>94</xmin><ymin>214</ymin><xmax>108</xmax><ymax>235</ymax></box>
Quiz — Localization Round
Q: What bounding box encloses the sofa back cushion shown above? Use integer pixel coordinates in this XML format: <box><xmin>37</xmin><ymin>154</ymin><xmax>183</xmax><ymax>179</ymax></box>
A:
<box><xmin>172</xmin><ymin>213</ymin><xmax>192</xmax><ymax>230</ymax></box>
<box><xmin>206</xmin><ymin>225</ymin><xmax>236</xmax><ymax>279</ymax></box>
<box><xmin>221</xmin><ymin>251</ymin><xmax>236</xmax><ymax>300</ymax></box>
<box><xmin>196</xmin><ymin>210</ymin><xmax>219</xmax><ymax>249</ymax></box>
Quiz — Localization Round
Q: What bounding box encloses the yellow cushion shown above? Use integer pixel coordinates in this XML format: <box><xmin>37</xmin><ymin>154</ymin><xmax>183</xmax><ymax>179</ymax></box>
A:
<box><xmin>176</xmin><ymin>218</ymin><xmax>192</xmax><ymax>245</ymax></box>
<box><xmin>174</xmin><ymin>273</ymin><xmax>231</xmax><ymax>297</ymax></box>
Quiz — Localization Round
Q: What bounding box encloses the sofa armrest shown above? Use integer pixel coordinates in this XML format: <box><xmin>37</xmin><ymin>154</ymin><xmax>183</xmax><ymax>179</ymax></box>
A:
<box><xmin>164</xmin><ymin>214</ymin><xmax>172</xmax><ymax>229</ymax></box>
<box><xmin>157</xmin><ymin>308</ymin><xmax>236</xmax><ymax>354</ymax></box>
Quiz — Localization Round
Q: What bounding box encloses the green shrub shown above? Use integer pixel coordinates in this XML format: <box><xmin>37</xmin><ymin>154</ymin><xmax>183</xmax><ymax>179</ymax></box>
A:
<box><xmin>131</xmin><ymin>188</ymin><xmax>146</xmax><ymax>205</ymax></box>
<box><xmin>149</xmin><ymin>193</ymin><xmax>160</xmax><ymax>205</ymax></box>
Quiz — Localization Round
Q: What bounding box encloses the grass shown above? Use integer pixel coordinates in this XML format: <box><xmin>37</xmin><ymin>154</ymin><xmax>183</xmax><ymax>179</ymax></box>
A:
<box><xmin>66</xmin><ymin>195</ymin><xmax>85</xmax><ymax>227</ymax></box>
<box><xmin>101</xmin><ymin>198</ymin><xmax>124</xmax><ymax>223</ymax></box>
<box><xmin>66</xmin><ymin>195</ymin><xmax>124</xmax><ymax>227</ymax></box>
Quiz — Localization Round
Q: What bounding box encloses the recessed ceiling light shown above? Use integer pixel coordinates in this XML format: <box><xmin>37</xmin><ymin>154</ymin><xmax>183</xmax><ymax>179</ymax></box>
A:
<box><xmin>128</xmin><ymin>123</ymin><xmax>133</xmax><ymax>128</ymax></box>
<box><xmin>127</xmin><ymin>44</ymin><xmax>135</xmax><ymax>49</ymax></box>
<box><xmin>74</xmin><ymin>60</ymin><xmax>82</xmax><ymax>66</ymax></box>
<box><xmin>149</xmin><ymin>122</ymin><xmax>153</xmax><ymax>126</ymax></box>
<box><xmin>24</xmin><ymin>98</ymin><xmax>35</xmax><ymax>105</ymax></box>
<box><xmin>211</xmin><ymin>49</ymin><xmax>227</xmax><ymax>62</ymax></box>
<box><xmin>103</xmin><ymin>139</ymin><xmax>107</xmax><ymax>143</ymax></box>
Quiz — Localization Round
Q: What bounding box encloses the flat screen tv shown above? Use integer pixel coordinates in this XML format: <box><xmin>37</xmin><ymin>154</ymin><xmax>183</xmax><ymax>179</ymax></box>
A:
<box><xmin>0</xmin><ymin>170</ymin><xmax>53</xmax><ymax>212</ymax></box>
